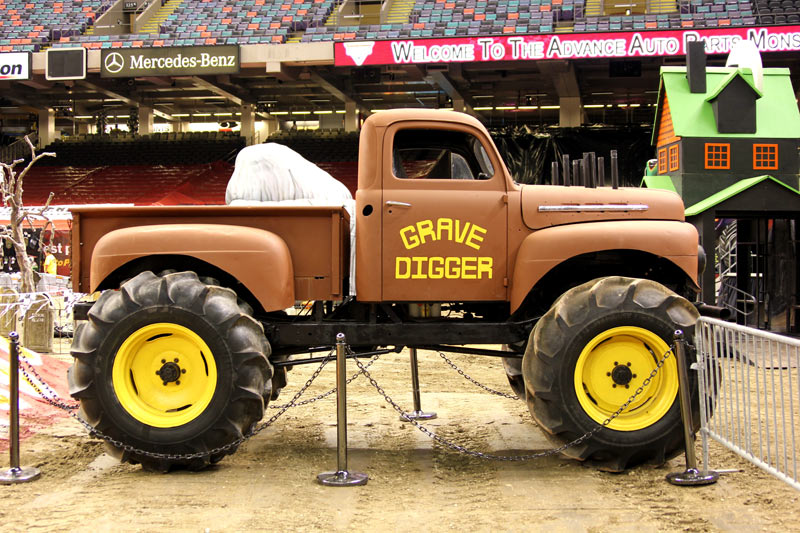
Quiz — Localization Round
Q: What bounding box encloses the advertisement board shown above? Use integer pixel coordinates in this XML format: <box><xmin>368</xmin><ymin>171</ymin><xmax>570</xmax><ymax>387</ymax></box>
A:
<box><xmin>335</xmin><ymin>26</ymin><xmax>800</xmax><ymax>66</ymax></box>
<box><xmin>101</xmin><ymin>45</ymin><xmax>240</xmax><ymax>77</ymax></box>
<box><xmin>46</xmin><ymin>48</ymin><xmax>87</xmax><ymax>81</ymax></box>
<box><xmin>0</xmin><ymin>52</ymin><xmax>31</xmax><ymax>81</ymax></box>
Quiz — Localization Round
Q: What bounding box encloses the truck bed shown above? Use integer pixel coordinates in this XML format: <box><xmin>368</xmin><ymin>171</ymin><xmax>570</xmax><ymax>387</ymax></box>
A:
<box><xmin>71</xmin><ymin>205</ymin><xmax>350</xmax><ymax>303</ymax></box>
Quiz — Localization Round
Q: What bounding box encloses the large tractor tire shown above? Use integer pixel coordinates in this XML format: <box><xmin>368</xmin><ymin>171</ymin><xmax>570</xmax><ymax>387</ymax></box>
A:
<box><xmin>68</xmin><ymin>271</ymin><xmax>272</xmax><ymax>471</ymax></box>
<box><xmin>501</xmin><ymin>343</ymin><xmax>525</xmax><ymax>399</ymax></box>
<box><xmin>523</xmin><ymin>276</ymin><xmax>700</xmax><ymax>472</ymax></box>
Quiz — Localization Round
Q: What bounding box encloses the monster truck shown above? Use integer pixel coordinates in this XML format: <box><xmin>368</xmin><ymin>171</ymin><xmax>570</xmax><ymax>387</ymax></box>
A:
<box><xmin>67</xmin><ymin>108</ymin><xmax>703</xmax><ymax>472</ymax></box>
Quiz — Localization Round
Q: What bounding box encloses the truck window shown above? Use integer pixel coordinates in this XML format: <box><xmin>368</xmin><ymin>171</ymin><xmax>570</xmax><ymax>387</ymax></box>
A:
<box><xmin>392</xmin><ymin>128</ymin><xmax>494</xmax><ymax>180</ymax></box>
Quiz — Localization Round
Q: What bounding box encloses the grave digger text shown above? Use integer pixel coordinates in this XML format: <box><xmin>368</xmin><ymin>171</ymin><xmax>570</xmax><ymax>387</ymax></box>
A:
<box><xmin>396</xmin><ymin>218</ymin><xmax>492</xmax><ymax>279</ymax></box>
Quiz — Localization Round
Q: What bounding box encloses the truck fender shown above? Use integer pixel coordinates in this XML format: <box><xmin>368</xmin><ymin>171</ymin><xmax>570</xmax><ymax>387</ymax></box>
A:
<box><xmin>91</xmin><ymin>224</ymin><xmax>294</xmax><ymax>312</ymax></box>
<box><xmin>509</xmin><ymin>220</ymin><xmax>699</xmax><ymax>312</ymax></box>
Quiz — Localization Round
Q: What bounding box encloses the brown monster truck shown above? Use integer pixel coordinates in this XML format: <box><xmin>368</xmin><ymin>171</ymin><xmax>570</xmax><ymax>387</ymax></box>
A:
<box><xmin>68</xmin><ymin>108</ymin><xmax>703</xmax><ymax>472</ymax></box>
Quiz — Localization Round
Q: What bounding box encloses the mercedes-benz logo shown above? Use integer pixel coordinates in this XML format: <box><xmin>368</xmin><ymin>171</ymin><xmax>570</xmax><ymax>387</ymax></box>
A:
<box><xmin>104</xmin><ymin>52</ymin><xmax>124</xmax><ymax>74</ymax></box>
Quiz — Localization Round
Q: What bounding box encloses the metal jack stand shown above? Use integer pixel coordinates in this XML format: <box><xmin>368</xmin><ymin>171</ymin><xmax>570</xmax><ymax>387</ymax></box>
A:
<box><xmin>1</xmin><ymin>332</ymin><xmax>41</xmax><ymax>485</ymax></box>
<box><xmin>317</xmin><ymin>333</ymin><xmax>368</xmax><ymax>487</ymax></box>
<box><xmin>666</xmin><ymin>330</ymin><xmax>718</xmax><ymax>487</ymax></box>
<box><xmin>400</xmin><ymin>348</ymin><xmax>437</xmax><ymax>422</ymax></box>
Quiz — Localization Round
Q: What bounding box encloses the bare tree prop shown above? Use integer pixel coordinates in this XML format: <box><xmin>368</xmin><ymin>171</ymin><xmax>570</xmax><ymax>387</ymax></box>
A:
<box><xmin>0</xmin><ymin>136</ymin><xmax>55</xmax><ymax>293</ymax></box>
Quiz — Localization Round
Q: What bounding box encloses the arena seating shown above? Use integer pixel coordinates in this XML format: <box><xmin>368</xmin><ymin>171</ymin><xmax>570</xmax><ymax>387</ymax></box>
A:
<box><xmin>574</xmin><ymin>0</ymin><xmax>754</xmax><ymax>31</ymax></box>
<box><xmin>1</xmin><ymin>0</ymin><xmax>791</xmax><ymax>51</ymax></box>
<box><xmin>267</xmin><ymin>129</ymin><xmax>358</xmax><ymax>162</ymax></box>
<box><xmin>301</xmin><ymin>0</ymin><xmax>586</xmax><ymax>40</ymax></box>
<box><xmin>41</xmin><ymin>131</ymin><xmax>245</xmax><ymax>166</ymax></box>
<box><xmin>19</xmin><ymin>129</ymin><xmax>360</xmax><ymax>206</ymax></box>
<box><xmin>21</xmin><ymin>161</ymin><xmax>233</xmax><ymax>205</ymax></box>
<box><xmin>0</xmin><ymin>0</ymin><xmax>114</xmax><ymax>52</ymax></box>
<box><xmin>52</xmin><ymin>0</ymin><xmax>337</xmax><ymax>48</ymax></box>
<box><xmin>754</xmin><ymin>0</ymin><xmax>800</xmax><ymax>24</ymax></box>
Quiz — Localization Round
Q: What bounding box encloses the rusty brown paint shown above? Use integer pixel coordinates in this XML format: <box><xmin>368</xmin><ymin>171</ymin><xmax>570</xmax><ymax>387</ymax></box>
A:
<box><xmin>72</xmin><ymin>205</ymin><xmax>349</xmax><ymax>311</ymax></box>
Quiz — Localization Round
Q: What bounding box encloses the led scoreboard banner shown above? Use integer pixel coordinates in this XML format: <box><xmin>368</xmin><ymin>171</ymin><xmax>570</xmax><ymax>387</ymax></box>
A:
<box><xmin>335</xmin><ymin>25</ymin><xmax>800</xmax><ymax>66</ymax></box>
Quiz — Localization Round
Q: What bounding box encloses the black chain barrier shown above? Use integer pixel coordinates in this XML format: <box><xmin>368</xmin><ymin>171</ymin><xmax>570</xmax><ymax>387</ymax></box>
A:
<box><xmin>13</xmin><ymin>344</ymin><xmax>674</xmax><ymax>464</ymax></box>
<box><xmin>268</xmin><ymin>351</ymin><xmax>382</xmax><ymax>410</ymax></box>
<box><xmin>17</xmin><ymin>352</ymin><xmax>335</xmax><ymax>461</ymax></box>
<box><xmin>353</xmin><ymin>344</ymin><xmax>675</xmax><ymax>461</ymax></box>
<box><xmin>436</xmin><ymin>351</ymin><xmax>521</xmax><ymax>400</ymax></box>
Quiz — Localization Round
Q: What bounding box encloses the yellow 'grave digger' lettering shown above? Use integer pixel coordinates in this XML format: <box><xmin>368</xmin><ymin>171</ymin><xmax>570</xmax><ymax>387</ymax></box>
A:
<box><xmin>396</xmin><ymin>256</ymin><xmax>493</xmax><ymax>280</ymax></box>
<box><xmin>400</xmin><ymin>218</ymin><xmax>487</xmax><ymax>251</ymax></box>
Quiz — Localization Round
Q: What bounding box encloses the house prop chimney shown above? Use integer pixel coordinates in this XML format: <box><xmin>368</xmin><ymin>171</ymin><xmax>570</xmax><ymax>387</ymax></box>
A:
<box><xmin>686</xmin><ymin>41</ymin><xmax>706</xmax><ymax>94</ymax></box>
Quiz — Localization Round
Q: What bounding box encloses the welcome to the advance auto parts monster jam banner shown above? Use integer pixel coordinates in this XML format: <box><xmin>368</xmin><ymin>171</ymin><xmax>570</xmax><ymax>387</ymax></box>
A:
<box><xmin>335</xmin><ymin>25</ymin><xmax>800</xmax><ymax>66</ymax></box>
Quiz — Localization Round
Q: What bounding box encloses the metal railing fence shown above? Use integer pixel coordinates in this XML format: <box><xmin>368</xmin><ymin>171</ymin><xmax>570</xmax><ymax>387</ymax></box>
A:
<box><xmin>696</xmin><ymin>316</ymin><xmax>800</xmax><ymax>491</ymax></box>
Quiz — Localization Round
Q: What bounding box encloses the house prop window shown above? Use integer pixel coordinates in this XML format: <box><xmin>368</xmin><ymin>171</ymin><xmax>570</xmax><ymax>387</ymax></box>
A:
<box><xmin>658</xmin><ymin>147</ymin><xmax>667</xmax><ymax>174</ymax></box>
<box><xmin>704</xmin><ymin>143</ymin><xmax>730</xmax><ymax>169</ymax></box>
<box><xmin>753</xmin><ymin>144</ymin><xmax>778</xmax><ymax>170</ymax></box>
<box><xmin>668</xmin><ymin>144</ymin><xmax>679</xmax><ymax>172</ymax></box>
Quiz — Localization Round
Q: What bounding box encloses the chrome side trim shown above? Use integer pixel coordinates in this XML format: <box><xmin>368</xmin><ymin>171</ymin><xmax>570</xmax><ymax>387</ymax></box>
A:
<box><xmin>538</xmin><ymin>204</ymin><xmax>649</xmax><ymax>212</ymax></box>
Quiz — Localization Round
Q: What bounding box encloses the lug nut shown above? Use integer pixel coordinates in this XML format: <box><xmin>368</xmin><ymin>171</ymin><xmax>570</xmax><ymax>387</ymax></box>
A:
<box><xmin>161</xmin><ymin>359</ymin><xmax>166</xmax><ymax>364</ymax></box>
<box><xmin>606</xmin><ymin>372</ymin><xmax>611</xmax><ymax>376</ymax></box>
<box><xmin>627</xmin><ymin>362</ymin><xmax>632</xmax><ymax>366</ymax></box>
<box><xmin>174</xmin><ymin>358</ymin><xmax>179</xmax><ymax>363</ymax></box>
<box><xmin>181</xmin><ymin>369</ymin><xmax>186</xmax><ymax>374</ymax></box>
<box><xmin>612</xmin><ymin>384</ymin><xmax>617</xmax><ymax>388</ymax></box>
<box><xmin>625</xmin><ymin>385</ymin><xmax>629</xmax><ymax>389</ymax></box>
<box><xmin>176</xmin><ymin>380</ymin><xmax>181</xmax><ymax>385</ymax></box>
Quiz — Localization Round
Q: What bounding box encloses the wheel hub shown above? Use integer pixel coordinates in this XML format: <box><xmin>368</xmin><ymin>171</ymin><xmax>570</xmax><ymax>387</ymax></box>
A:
<box><xmin>157</xmin><ymin>360</ymin><xmax>182</xmax><ymax>385</ymax></box>
<box><xmin>611</xmin><ymin>364</ymin><xmax>633</xmax><ymax>386</ymax></box>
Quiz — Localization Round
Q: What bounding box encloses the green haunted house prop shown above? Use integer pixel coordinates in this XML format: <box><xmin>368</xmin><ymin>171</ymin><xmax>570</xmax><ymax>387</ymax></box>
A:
<box><xmin>646</xmin><ymin>46</ymin><xmax>800</xmax><ymax>332</ymax></box>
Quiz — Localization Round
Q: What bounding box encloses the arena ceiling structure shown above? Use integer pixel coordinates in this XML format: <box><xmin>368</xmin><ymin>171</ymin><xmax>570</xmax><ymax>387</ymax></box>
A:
<box><xmin>2</xmin><ymin>26</ymin><xmax>800</xmax><ymax>134</ymax></box>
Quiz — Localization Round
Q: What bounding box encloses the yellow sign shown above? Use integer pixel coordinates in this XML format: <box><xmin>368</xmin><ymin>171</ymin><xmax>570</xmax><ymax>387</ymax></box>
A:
<box><xmin>395</xmin><ymin>218</ymin><xmax>492</xmax><ymax>280</ymax></box>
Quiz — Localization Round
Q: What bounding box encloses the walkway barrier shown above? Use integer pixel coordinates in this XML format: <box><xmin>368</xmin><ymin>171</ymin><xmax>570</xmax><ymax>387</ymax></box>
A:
<box><xmin>696</xmin><ymin>316</ymin><xmax>800</xmax><ymax>491</ymax></box>
<box><xmin>1</xmin><ymin>332</ymin><xmax>41</xmax><ymax>484</ymax></box>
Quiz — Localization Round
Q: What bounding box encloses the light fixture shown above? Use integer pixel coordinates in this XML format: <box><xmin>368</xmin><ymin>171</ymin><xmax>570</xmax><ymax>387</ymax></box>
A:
<box><xmin>583</xmin><ymin>104</ymin><xmax>605</xmax><ymax>108</ymax></box>
<box><xmin>473</xmin><ymin>106</ymin><xmax>493</xmax><ymax>111</ymax></box>
<box><xmin>495</xmin><ymin>106</ymin><xmax>515</xmax><ymax>110</ymax></box>
<box><xmin>540</xmin><ymin>105</ymin><xmax>560</xmax><ymax>109</ymax></box>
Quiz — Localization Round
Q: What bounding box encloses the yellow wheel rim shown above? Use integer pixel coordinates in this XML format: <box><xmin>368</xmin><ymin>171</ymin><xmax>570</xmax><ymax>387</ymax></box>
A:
<box><xmin>112</xmin><ymin>323</ymin><xmax>218</xmax><ymax>428</ymax></box>
<box><xmin>574</xmin><ymin>326</ymin><xmax>677</xmax><ymax>432</ymax></box>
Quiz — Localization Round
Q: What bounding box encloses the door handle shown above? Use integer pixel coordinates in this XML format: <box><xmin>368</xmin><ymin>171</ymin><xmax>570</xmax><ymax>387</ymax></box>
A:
<box><xmin>386</xmin><ymin>201</ymin><xmax>412</xmax><ymax>208</ymax></box>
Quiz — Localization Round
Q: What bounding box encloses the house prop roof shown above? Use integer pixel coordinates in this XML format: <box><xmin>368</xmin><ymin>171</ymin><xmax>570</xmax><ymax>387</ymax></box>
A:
<box><xmin>652</xmin><ymin>66</ymin><xmax>800</xmax><ymax>144</ymax></box>
<box><xmin>685</xmin><ymin>175</ymin><xmax>800</xmax><ymax>217</ymax></box>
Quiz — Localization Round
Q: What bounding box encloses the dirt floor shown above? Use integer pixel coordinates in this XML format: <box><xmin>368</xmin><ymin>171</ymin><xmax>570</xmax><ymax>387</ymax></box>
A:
<box><xmin>2</xmin><ymin>346</ymin><xmax>799</xmax><ymax>533</ymax></box>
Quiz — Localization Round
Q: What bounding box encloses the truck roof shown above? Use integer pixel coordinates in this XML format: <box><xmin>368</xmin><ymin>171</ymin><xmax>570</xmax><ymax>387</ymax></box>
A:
<box><xmin>363</xmin><ymin>108</ymin><xmax>487</xmax><ymax>131</ymax></box>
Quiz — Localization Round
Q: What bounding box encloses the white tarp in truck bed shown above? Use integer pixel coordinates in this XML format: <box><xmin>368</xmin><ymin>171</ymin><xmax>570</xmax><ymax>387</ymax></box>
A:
<box><xmin>225</xmin><ymin>143</ymin><xmax>356</xmax><ymax>295</ymax></box>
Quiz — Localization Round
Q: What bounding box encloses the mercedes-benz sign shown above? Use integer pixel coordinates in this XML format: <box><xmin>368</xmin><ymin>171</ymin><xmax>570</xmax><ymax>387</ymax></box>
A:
<box><xmin>101</xmin><ymin>45</ymin><xmax>239</xmax><ymax>78</ymax></box>
<box><xmin>104</xmin><ymin>52</ymin><xmax>124</xmax><ymax>74</ymax></box>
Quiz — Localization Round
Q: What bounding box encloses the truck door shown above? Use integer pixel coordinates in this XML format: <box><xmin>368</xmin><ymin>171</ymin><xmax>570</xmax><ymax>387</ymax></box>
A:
<box><xmin>382</xmin><ymin>123</ymin><xmax>508</xmax><ymax>302</ymax></box>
